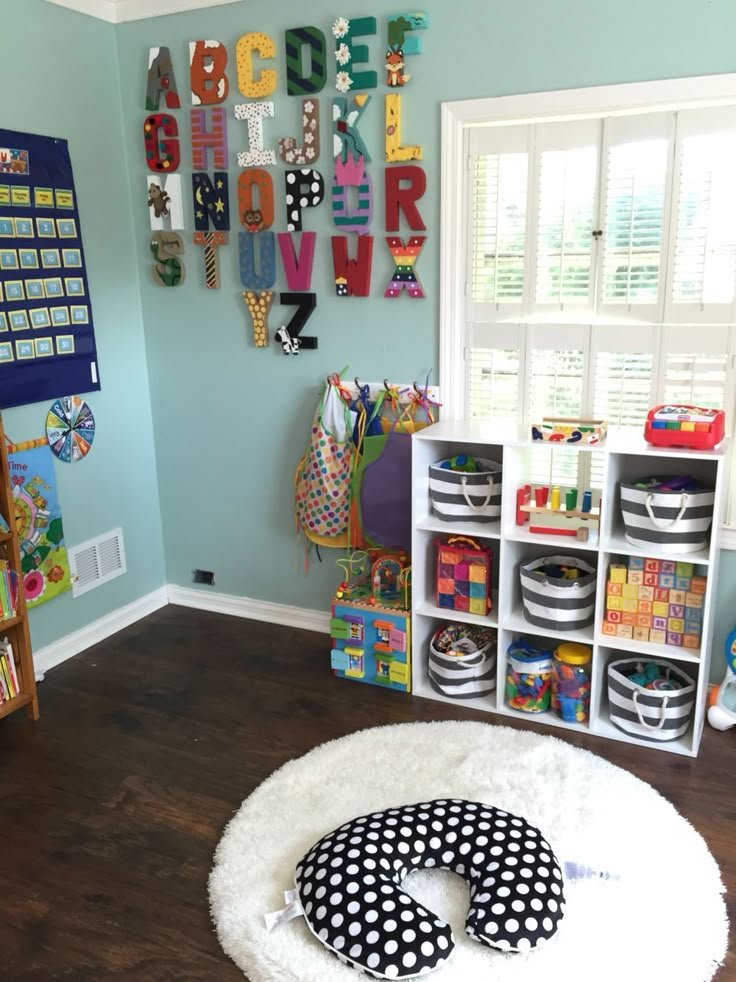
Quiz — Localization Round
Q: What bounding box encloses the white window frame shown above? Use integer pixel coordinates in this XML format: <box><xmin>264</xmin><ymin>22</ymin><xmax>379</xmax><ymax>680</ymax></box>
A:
<box><xmin>440</xmin><ymin>73</ymin><xmax>736</xmax><ymax>547</ymax></box>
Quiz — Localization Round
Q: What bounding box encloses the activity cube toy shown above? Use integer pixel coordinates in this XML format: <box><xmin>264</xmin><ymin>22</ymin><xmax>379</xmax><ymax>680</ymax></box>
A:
<box><xmin>330</xmin><ymin>599</ymin><xmax>411</xmax><ymax>691</ymax></box>
<box><xmin>435</xmin><ymin>536</ymin><xmax>492</xmax><ymax>615</ymax></box>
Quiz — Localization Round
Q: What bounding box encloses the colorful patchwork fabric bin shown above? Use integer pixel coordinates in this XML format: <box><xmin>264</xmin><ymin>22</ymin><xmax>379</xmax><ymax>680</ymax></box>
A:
<box><xmin>435</xmin><ymin>536</ymin><xmax>492</xmax><ymax>615</ymax></box>
<box><xmin>620</xmin><ymin>480</ymin><xmax>715</xmax><ymax>553</ymax></box>
<box><xmin>607</xmin><ymin>658</ymin><xmax>696</xmax><ymax>741</ymax></box>
<box><xmin>428</xmin><ymin>457</ymin><xmax>502</xmax><ymax>524</ymax></box>
<box><xmin>520</xmin><ymin>555</ymin><xmax>596</xmax><ymax>631</ymax></box>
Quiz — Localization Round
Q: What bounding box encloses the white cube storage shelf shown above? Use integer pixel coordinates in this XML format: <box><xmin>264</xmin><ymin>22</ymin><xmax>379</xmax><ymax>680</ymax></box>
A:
<box><xmin>411</xmin><ymin>420</ymin><xmax>726</xmax><ymax>757</ymax></box>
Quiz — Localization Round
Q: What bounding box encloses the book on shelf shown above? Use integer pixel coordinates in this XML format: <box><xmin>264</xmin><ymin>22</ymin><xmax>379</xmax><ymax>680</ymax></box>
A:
<box><xmin>0</xmin><ymin>639</ymin><xmax>19</xmax><ymax>703</ymax></box>
<box><xmin>0</xmin><ymin>568</ymin><xmax>18</xmax><ymax>622</ymax></box>
<box><xmin>0</xmin><ymin>513</ymin><xmax>9</xmax><ymax>534</ymax></box>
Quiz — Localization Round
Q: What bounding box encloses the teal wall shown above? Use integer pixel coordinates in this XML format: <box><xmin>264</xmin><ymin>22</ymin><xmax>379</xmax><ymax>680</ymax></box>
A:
<box><xmin>0</xmin><ymin>0</ymin><xmax>166</xmax><ymax>651</ymax></box>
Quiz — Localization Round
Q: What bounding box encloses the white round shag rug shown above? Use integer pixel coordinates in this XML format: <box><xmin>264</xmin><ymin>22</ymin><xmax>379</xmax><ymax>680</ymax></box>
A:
<box><xmin>209</xmin><ymin>721</ymin><xmax>728</xmax><ymax>982</ymax></box>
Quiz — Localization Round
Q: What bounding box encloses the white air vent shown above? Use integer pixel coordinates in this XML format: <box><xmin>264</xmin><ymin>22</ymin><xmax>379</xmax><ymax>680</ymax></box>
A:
<box><xmin>69</xmin><ymin>528</ymin><xmax>126</xmax><ymax>598</ymax></box>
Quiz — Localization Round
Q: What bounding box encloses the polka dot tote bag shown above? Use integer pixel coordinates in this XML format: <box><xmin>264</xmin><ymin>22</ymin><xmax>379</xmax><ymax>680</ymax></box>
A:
<box><xmin>295</xmin><ymin>378</ymin><xmax>358</xmax><ymax>549</ymax></box>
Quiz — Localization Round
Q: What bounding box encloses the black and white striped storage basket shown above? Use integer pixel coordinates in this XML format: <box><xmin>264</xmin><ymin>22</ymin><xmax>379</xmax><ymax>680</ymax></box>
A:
<box><xmin>428</xmin><ymin>458</ymin><xmax>502</xmax><ymax>524</ymax></box>
<box><xmin>607</xmin><ymin>659</ymin><xmax>696</xmax><ymax>742</ymax></box>
<box><xmin>428</xmin><ymin>634</ymin><xmax>497</xmax><ymax>699</ymax></box>
<box><xmin>620</xmin><ymin>481</ymin><xmax>715</xmax><ymax>553</ymax></box>
<box><xmin>520</xmin><ymin>555</ymin><xmax>597</xmax><ymax>631</ymax></box>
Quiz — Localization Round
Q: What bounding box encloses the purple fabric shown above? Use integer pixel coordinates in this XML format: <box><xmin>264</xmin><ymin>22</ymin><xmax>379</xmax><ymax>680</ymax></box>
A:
<box><xmin>360</xmin><ymin>430</ymin><xmax>412</xmax><ymax>551</ymax></box>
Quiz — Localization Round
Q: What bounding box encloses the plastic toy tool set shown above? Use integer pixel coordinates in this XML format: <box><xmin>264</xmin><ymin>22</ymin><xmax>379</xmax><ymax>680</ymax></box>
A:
<box><xmin>330</xmin><ymin>550</ymin><xmax>412</xmax><ymax>692</ymax></box>
<box><xmin>516</xmin><ymin>483</ymin><xmax>599</xmax><ymax>541</ymax></box>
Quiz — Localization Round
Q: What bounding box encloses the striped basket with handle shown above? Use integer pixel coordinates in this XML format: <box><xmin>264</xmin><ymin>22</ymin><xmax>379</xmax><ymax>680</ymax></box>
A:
<box><xmin>428</xmin><ymin>629</ymin><xmax>497</xmax><ymax>699</ymax></box>
<box><xmin>520</xmin><ymin>555</ymin><xmax>597</xmax><ymax>631</ymax></box>
<box><xmin>620</xmin><ymin>480</ymin><xmax>715</xmax><ymax>553</ymax></box>
<box><xmin>428</xmin><ymin>458</ymin><xmax>502</xmax><ymax>524</ymax></box>
<box><xmin>607</xmin><ymin>659</ymin><xmax>696</xmax><ymax>742</ymax></box>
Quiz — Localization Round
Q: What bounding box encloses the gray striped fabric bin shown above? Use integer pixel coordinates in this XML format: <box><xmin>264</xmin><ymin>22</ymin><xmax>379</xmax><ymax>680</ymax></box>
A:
<box><xmin>520</xmin><ymin>555</ymin><xmax>597</xmax><ymax>631</ymax></box>
<box><xmin>608</xmin><ymin>659</ymin><xmax>696</xmax><ymax>742</ymax></box>
<box><xmin>620</xmin><ymin>481</ymin><xmax>715</xmax><ymax>553</ymax></box>
<box><xmin>429</xmin><ymin>458</ymin><xmax>502</xmax><ymax>524</ymax></box>
<box><xmin>428</xmin><ymin>635</ymin><xmax>497</xmax><ymax>699</ymax></box>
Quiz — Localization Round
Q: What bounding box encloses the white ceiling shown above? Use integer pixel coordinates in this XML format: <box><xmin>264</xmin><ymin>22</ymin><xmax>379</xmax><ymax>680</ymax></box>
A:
<box><xmin>45</xmin><ymin>0</ymin><xmax>243</xmax><ymax>23</ymax></box>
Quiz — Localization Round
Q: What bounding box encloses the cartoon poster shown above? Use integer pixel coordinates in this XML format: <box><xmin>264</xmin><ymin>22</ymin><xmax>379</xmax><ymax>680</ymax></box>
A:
<box><xmin>0</xmin><ymin>128</ymin><xmax>101</xmax><ymax>410</ymax></box>
<box><xmin>8</xmin><ymin>441</ymin><xmax>71</xmax><ymax>609</ymax></box>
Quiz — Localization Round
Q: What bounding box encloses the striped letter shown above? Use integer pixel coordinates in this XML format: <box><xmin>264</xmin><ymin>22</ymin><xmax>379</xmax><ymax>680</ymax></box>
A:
<box><xmin>194</xmin><ymin>231</ymin><xmax>227</xmax><ymax>289</ymax></box>
<box><xmin>191</xmin><ymin>108</ymin><xmax>228</xmax><ymax>170</ymax></box>
<box><xmin>285</xmin><ymin>27</ymin><xmax>327</xmax><ymax>96</ymax></box>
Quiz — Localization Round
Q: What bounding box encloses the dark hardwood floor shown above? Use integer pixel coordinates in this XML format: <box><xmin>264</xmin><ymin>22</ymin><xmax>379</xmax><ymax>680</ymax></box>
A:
<box><xmin>1</xmin><ymin>604</ymin><xmax>734</xmax><ymax>979</ymax></box>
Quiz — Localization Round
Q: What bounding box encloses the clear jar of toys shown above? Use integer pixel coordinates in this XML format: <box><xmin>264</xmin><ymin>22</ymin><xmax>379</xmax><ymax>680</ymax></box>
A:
<box><xmin>552</xmin><ymin>643</ymin><xmax>592</xmax><ymax>723</ymax></box>
<box><xmin>505</xmin><ymin>638</ymin><xmax>554</xmax><ymax>713</ymax></box>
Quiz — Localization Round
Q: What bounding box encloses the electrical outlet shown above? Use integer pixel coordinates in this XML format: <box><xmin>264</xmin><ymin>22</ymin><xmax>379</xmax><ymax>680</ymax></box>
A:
<box><xmin>193</xmin><ymin>569</ymin><xmax>215</xmax><ymax>586</ymax></box>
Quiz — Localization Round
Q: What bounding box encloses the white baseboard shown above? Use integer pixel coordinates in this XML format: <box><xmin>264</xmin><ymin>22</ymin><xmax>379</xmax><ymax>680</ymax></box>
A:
<box><xmin>167</xmin><ymin>585</ymin><xmax>331</xmax><ymax>634</ymax></box>
<box><xmin>33</xmin><ymin>586</ymin><xmax>169</xmax><ymax>674</ymax></box>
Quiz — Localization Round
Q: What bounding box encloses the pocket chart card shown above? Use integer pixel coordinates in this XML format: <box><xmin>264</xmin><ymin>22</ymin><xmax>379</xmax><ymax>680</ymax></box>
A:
<box><xmin>0</xmin><ymin>129</ymin><xmax>101</xmax><ymax>409</ymax></box>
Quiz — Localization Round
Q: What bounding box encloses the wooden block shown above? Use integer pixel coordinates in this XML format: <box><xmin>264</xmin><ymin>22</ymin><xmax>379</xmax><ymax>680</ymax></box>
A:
<box><xmin>683</xmin><ymin>634</ymin><xmax>699</xmax><ymax>650</ymax></box>
<box><xmin>658</xmin><ymin>573</ymin><xmax>675</xmax><ymax>589</ymax></box>
<box><xmin>685</xmin><ymin>606</ymin><xmax>703</xmax><ymax>623</ymax></box>
<box><xmin>622</xmin><ymin>583</ymin><xmax>638</xmax><ymax>599</ymax></box>
<box><xmin>606</xmin><ymin>609</ymin><xmax>622</xmax><ymax>623</ymax></box>
<box><xmin>691</xmin><ymin>576</ymin><xmax>707</xmax><ymax>594</ymax></box>
<box><xmin>652</xmin><ymin>615</ymin><xmax>667</xmax><ymax>630</ymax></box>
<box><xmin>643</xmin><ymin>572</ymin><xmax>658</xmax><ymax>587</ymax></box>
<box><xmin>622</xmin><ymin>597</ymin><xmax>638</xmax><ymax>613</ymax></box>
<box><xmin>649</xmin><ymin>629</ymin><xmax>667</xmax><ymax>644</ymax></box>
<box><xmin>609</xmin><ymin>564</ymin><xmax>627</xmax><ymax>584</ymax></box>
<box><xmin>606</xmin><ymin>595</ymin><xmax>623</xmax><ymax>611</ymax></box>
<box><xmin>645</xmin><ymin>559</ymin><xmax>660</xmax><ymax>573</ymax></box>
<box><xmin>669</xmin><ymin>590</ymin><xmax>686</xmax><ymax>605</ymax></box>
<box><xmin>616</xmin><ymin>624</ymin><xmax>634</xmax><ymax>639</ymax></box>
<box><xmin>674</xmin><ymin>577</ymin><xmax>691</xmax><ymax>592</ymax></box>
<box><xmin>676</xmin><ymin>561</ymin><xmax>694</xmax><ymax>578</ymax></box>
<box><xmin>628</xmin><ymin>570</ymin><xmax>644</xmax><ymax>585</ymax></box>
<box><xmin>637</xmin><ymin>601</ymin><xmax>652</xmax><ymax>615</ymax></box>
<box><xmin>654</xmin><ymin>587</ymin><xmax>670</xmax><ymax>602</ymax></box>
<box><xmin>661</xmin><ymin>560</ymin><xmax>676</xmax><ymax>574</ymax></box>
<box><xmin>653</xmin><ymin>601</ymin><xmax>669</xmax><ymax>617</ymax></box>
<box><xmin>621</xmin><ymin>612</ymin><xmax>636</xmax><ymax>626</ymax></box>
<box><xmin>635</xmin><ymin>614</ymin><xmax>651</xmax><ymax>628</ymax></box>
<box><xmin>666</xmin><ymin>631</ymin><xmax>683</xmax><ymax>646</ymax></box>
<box><xmin>601</xmin><ymin>620</ymin><xmax>618</xmax><ymax>636</ymax></box>
<box><xmin>669</xmin><ymin>604</ymin><xmax>684</xmax><ymax>618</ymax></box>
<box><xmin>684</xmin><ymin>620</ymin><xmax>702</xmax><ymax>636</ymax></box>
<box><xmin>628</xmin><ymin>556</ymin><xmax>645</xmax><ymax>570</ymax></box>
<box><xmin>667</xmin><ymin>617</ymin><xmax>685</xmax><ymax>634</ymax></box>
<box><xmin>633</xmin><ymin>627</ymin><xmax>650</xmax><ymax>642</ymax></box>
<box><xmin>685</xmin><ymin>592</ymin><xmax>704</xmax><ymax>608</ymax></box>
<box><xmin>606</xmin><ymin>581</ymin><xmax>623</xmax><ymax>596</ymax></box>
<box><xmin>638</xmin><ymin>586</ymin><xmax>654</xmax><ymax>602</ymax></box>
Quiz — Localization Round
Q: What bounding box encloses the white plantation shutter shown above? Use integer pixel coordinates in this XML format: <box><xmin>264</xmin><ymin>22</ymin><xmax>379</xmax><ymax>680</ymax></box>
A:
<box><xmin>667</xmin><ymin>107</ymin><xmax>736</xmax><ymax>321</ymax></box>
<box><xmin>599</xmin><ymin>114</ymin><xmax>673</xmax><ymax>315</ymax></box>
<box><xmin>534</xmin><ymin>121</ymin><xmax>600</xmax><ymax>310</ymax></box>
<box><xmin>660</xmin><ymin>324</ymin><xmax>730</xmax><ymax>412</ymax></box>
<box><xmin>467</xmin><ymin>347</ymin><xmax>521</xmax><ymax>423</ymax></box>
<box><xmin>470</xmin><ymin>153</ymin><xmax>528</xmax><ymax>304</ymax></box>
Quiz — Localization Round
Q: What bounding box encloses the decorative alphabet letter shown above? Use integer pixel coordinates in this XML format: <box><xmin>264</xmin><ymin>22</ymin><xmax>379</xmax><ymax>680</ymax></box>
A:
<box><xmin>192</xmin><ymin>173</ymin><xmax>230</xmax><ymax>232</ymax></box>
<box><xmin>333</xmin><ymin>16</ymin><xmax>377</xmax><ymax>92</ymax></box>
<box><xmin>234</xmin><ymin>103</ymin><xmax>277</xmax><ymax>168</ymax></box>
<box><xmin>385</xmin><ymin>94</ymin><xmax>422</xmax><ymax>162</ymax></box>
<box><xmin>239</xmin><ymin>231</ymin><xmax>276</xmax><ymax>290</ymax></box>
<box><xmin>277</xmin><ymin>232</ymin><xmax>317</xmax><ymax>291</ymax></box>
<box><xmin>193</xmin><ymin>231</ymin><xmax>227</xmax><ymax>289</ymax></box>
<box><xmin>284</xmin><ymin>169</ymin><xmax>325</xmax><ymax>232</ymax></box>
<box><xmin>333</xmin><ymin>95</ymin><xmax>372</xmax><ymax>172</ymax></box>
<box><xmin>386</xmin><ymin>12</ymin><xmax>429</xmax><ymax>87</ymax></box>
<box><xmin>147</xmin><ymin>174</ymin><xmax>184</xmax><ymax>230</ymax></box>
<box><xmin>331</xmin><ymin>235</ymin><xmax>374</xmax><ymax>296</ymax></box>
<box><xmin>384</xmin><ymin>165</ymin><xmax>426</xmax><ymax>231</ymax></box>
<box><xmin>332</xmin><ymin>173</ymin><xmax>373</xmax><ymax>234</ymax></box>
<box><xmin>236</xmin><ymin>32</ymin><xmax>277</xmax><ymax>98</ymax></box>
<box><xmin>237</xmin><ymin>169</ymin><xmax>275</xmax><ymax>231</ymax></box>
<box><xmin>284</xmin><ymin>27</ymin><xmax>327</xmax><ymax>96</ymax></box>
<box><xmin>278</xmin><ymin>292</ymin><xmax>318</xmax><ymax>350</ymax></box>
<box><xmin>279</xmin><ymin>98</ymin><xmax>321</xmax><ymax>165</ymax></box>
<box><xmin>189</xmin><ymin>40</ymin><xmax>229</xmax><ymax>105</ymax></box>
<box><xmin>151</xmin><ymin>231</ymin><xmax>186</xmax><ymax>287</ymax></box>
<box><xmin>146</xmin><ymin>46</ymin><xmax>181</xmax><ymax>110</ymax></box>
<box><xmin>384</xmin><ymin>235</ymin><xmax>425</xmax><ymax>298</ymax></box>
<box><xmin>243</xmin><ymin>290</ymin><xmax>275</xmax><ymax>347</ymax></box>
<box><xmin>144</xmin><ymin>114</ymin><xmax>180</xmax><ymax>173</ymax></box>
<box><xmin>191</xmin><ymin>108</ymin><xmax>228</xmax><ymax>170</ymax></box>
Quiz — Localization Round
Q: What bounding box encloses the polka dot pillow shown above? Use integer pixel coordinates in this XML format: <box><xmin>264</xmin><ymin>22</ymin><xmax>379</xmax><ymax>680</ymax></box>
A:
<box><xmin>294</xmin><ymin>798</ymin><xmax>565</xmax><ymax>979</ymax></box>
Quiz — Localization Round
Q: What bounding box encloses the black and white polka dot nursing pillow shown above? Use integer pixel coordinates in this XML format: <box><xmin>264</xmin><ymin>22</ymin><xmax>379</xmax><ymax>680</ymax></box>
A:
<box><xmin>294</xmin><ymin>798</ymin><xmax>565</xmax><ymax>979</ymax></box>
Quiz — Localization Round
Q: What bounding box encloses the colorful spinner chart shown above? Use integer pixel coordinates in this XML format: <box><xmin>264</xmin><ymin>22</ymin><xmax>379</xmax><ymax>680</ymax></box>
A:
<box><xmin>46</xmin><ymin>396</ymin><xmax>95</xmax><ymax>462</ymax></box>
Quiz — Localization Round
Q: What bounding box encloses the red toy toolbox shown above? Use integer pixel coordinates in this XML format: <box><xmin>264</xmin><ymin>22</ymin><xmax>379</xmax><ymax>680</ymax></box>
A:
<box><xmin>644</xmin><ymin>405</ymin><xmax>725</xmax><ymax>451</ymax></box>
<box><xmin>435</xmin><ymin>536</ymin><xmax>492</xmax><ymax>616</ymax></box>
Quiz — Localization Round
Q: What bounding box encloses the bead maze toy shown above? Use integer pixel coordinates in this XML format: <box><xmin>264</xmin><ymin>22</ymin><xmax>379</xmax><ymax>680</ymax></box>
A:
<box><xmin>330</xmin><ymin>550</ymin><xmax>412</xmax><ymax>692</ymax></box>
<box><xmin>644</xmin><ymin>405</ymin><xmax>725</xmax><ymax>451</ymax></box>
<box><xmin>516</xmin><ymin>484</ymin><xmax>600</xmax><ymax>541</ymax></box>
<box><xmin>707</xmin><ymin>627</ymin><xmax>736</xmax><ymax>731</ymax></box>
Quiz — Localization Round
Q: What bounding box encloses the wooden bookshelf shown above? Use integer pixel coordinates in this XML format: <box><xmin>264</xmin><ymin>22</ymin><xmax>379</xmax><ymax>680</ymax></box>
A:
<box><xmin>0</xmin><ymin>414</ymin><xmax>39</xmax><ymax>721</ymax></box>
